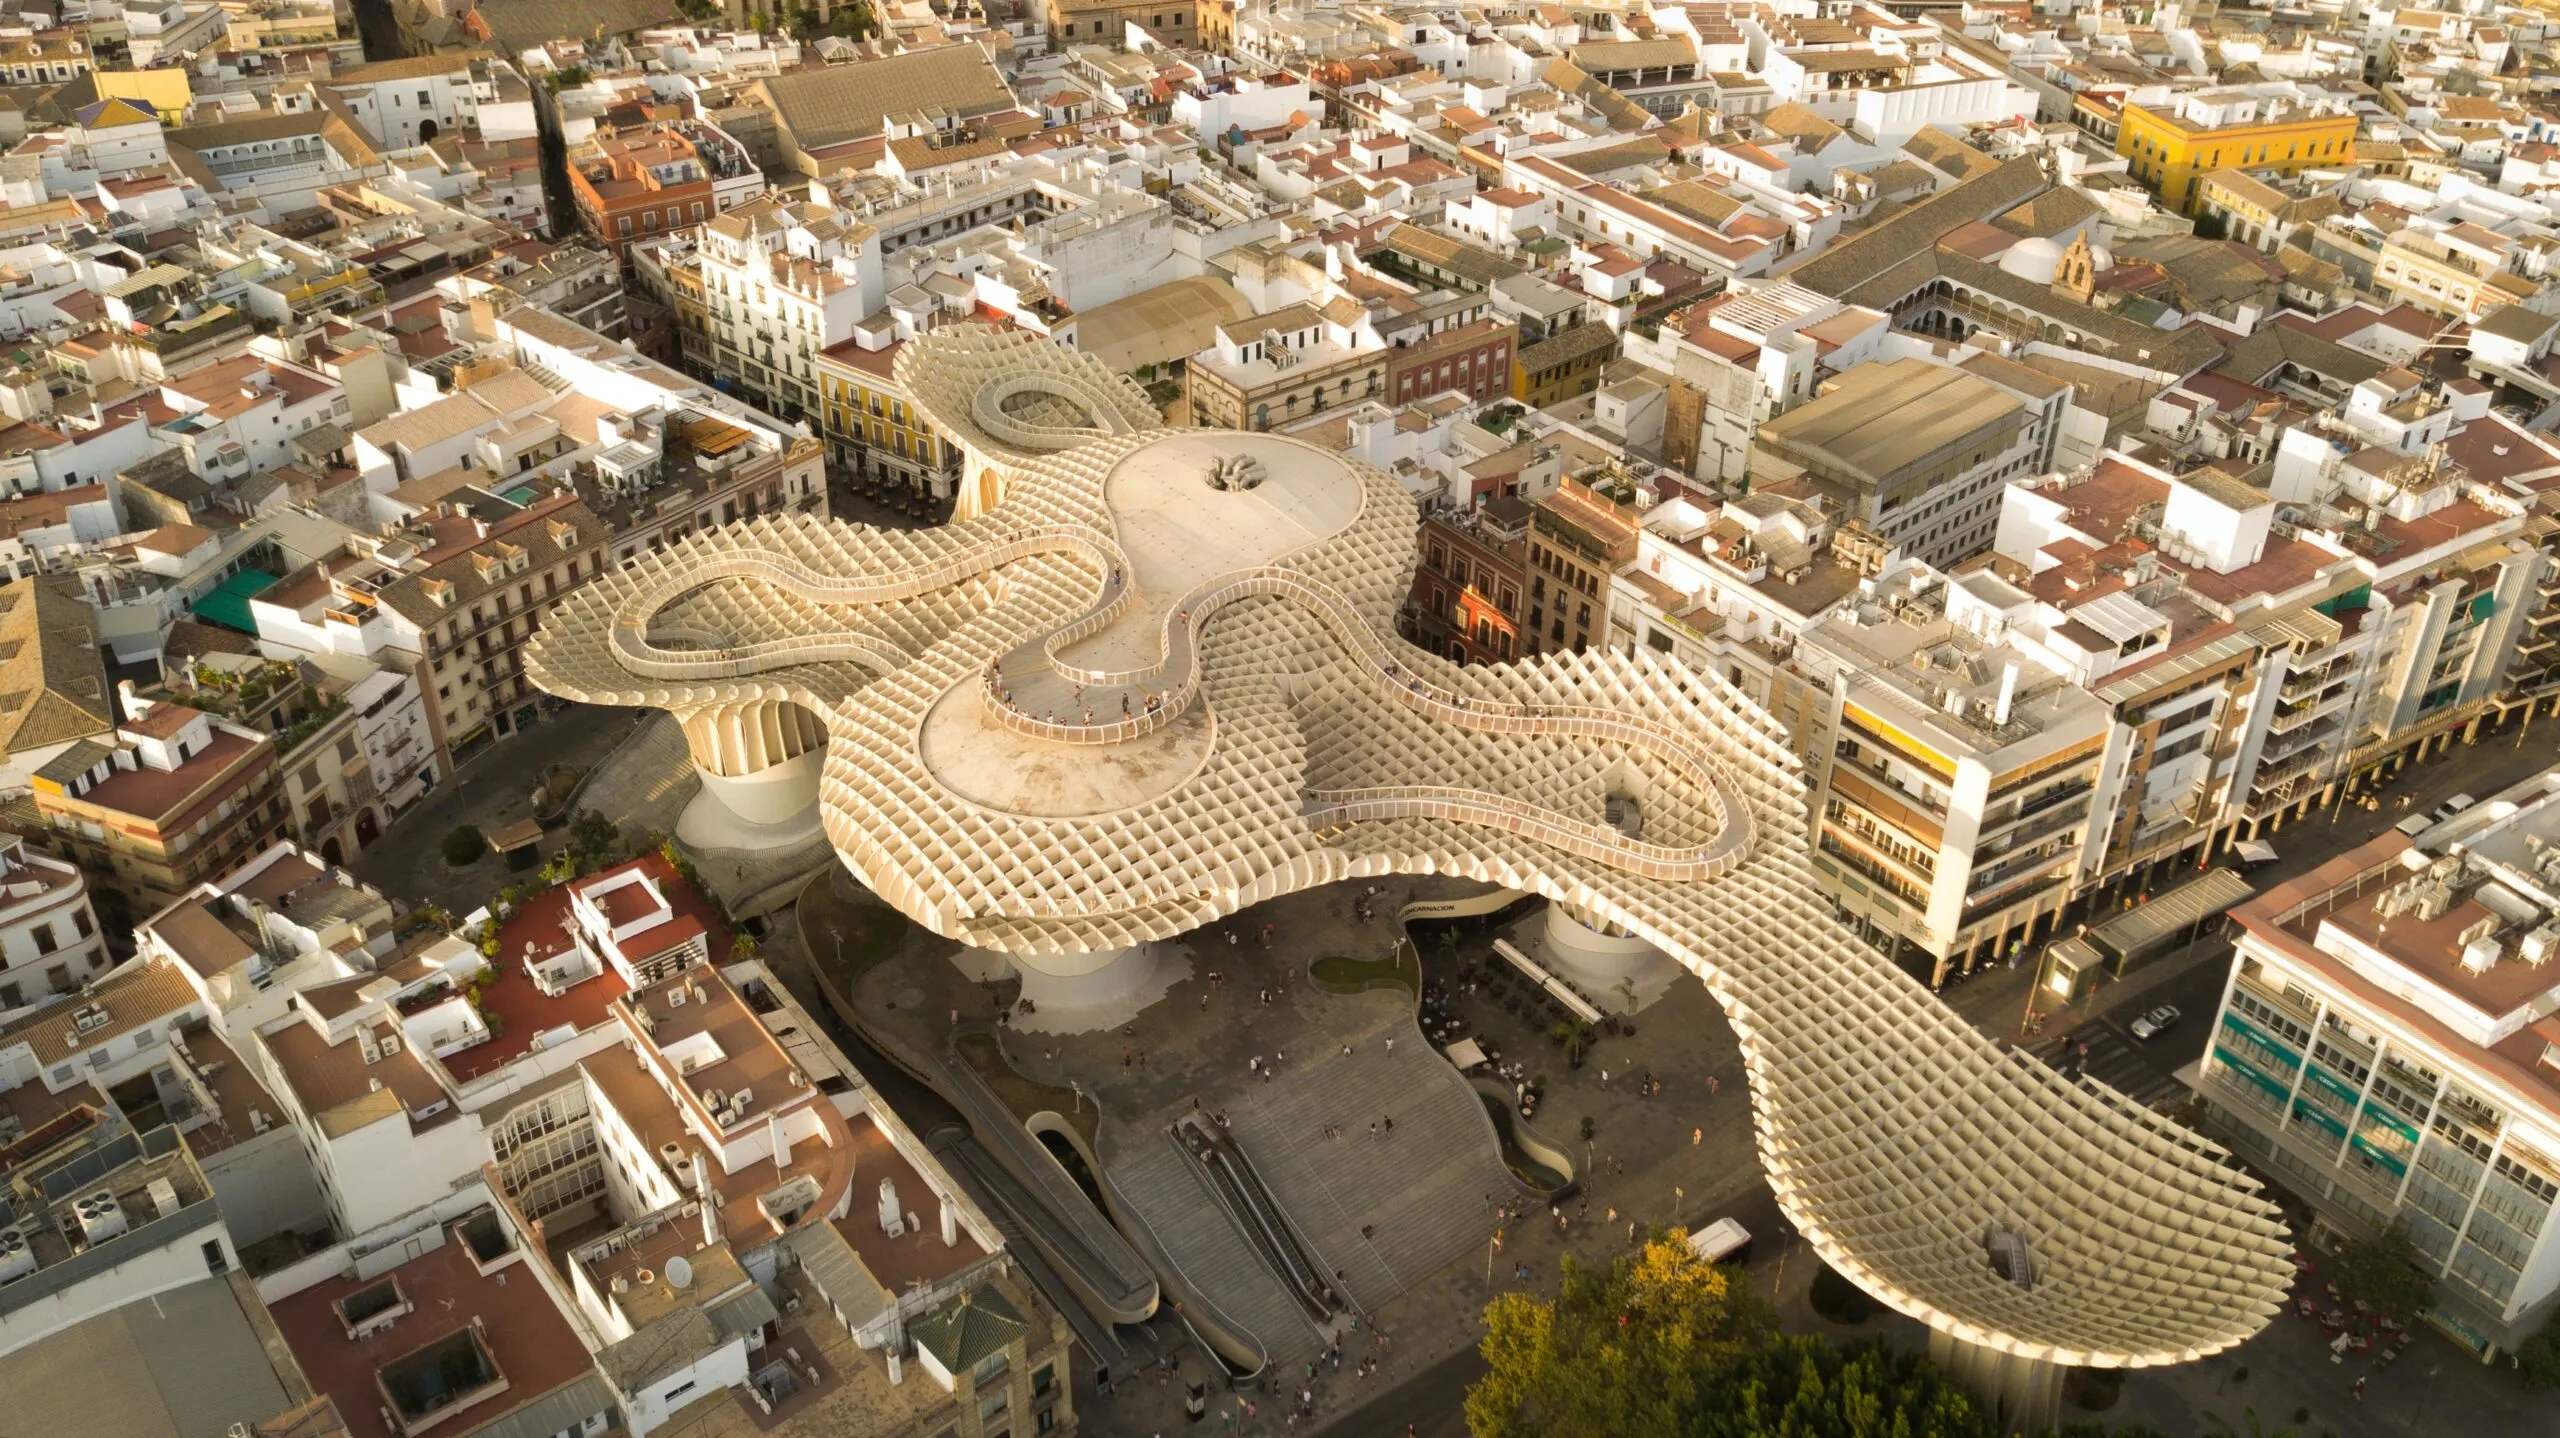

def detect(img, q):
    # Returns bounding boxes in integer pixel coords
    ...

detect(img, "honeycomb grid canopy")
[525,326,2294,1369]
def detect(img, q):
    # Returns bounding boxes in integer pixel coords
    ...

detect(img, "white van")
[1687,1217,1752,1266]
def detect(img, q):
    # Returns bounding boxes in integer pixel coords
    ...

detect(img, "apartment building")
[1511,322,1615,408]
[1408,498,1529,664]
[1604,487,1882,765]
[1186,300,1389,431]
[0,973,243,1358]
[568,118,762,264]
[1627,283,1889,483]
[377,494,607,767]
[1385,317,1516,408]
[817,326,960,502]
[1525,480,1639,655]
[28,694,287,929]
[2116,87,2359,215]
[0,832,103,1013]
[2376,222,2539,323]
[1798,564,2113,978]
[2199,775,2560,1355]
[1754,357,2046,570]
[697,195,884,423]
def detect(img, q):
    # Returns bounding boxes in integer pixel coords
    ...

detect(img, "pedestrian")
[1709,1074,1720,1096]
[1275,1050,1284,1066]
[2353,1376,2367,1402]
[1692,1126,1703,1146]
[1600,1067,1609,1088]
[1341,1043,1353,1058]
[1383,1115,1394,1135]
[1385,1037,1394,1056]
[1368,1120,1379,1139]
[1200,992,1210,1011]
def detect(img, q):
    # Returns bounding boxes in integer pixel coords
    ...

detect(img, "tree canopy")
[1466,1235,1776,1438]
[1466,1235,2018,1438]
[2516,1313,2560,1391]
[2329,1223,2433,1318]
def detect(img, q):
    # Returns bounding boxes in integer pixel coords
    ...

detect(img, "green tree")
[1694,1335,1999,1438]
[2516,1313,2560,1390]
[2191,211,2230,241]
[2330,1222,2433,1318]
[1465,1234,1776,1438]
[564,809,621,868]
[441,825,487,866]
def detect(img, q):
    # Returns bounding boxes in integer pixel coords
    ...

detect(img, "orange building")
[566,119,761,263]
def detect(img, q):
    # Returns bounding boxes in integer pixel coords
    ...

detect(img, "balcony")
[1973,800,2090,863]
[1827,747,1948,820]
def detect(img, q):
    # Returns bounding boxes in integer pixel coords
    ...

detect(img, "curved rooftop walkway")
[524,327,2294,1372]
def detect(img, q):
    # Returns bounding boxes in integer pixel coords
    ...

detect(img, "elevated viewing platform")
[526,324,2296,1374]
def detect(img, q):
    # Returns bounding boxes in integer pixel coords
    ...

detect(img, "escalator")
[1173,1116,1340,1325]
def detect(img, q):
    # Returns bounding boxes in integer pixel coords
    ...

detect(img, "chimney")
[940,1197,957,1248]
[702,1182,719,1247]
[472,516,489,540]
[116,678,145,722]
[1994,662,2019,726]
[770,1110,792,1168]
[690,1148,710,1199]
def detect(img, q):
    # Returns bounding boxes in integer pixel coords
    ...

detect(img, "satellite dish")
[665,1255,693,1290]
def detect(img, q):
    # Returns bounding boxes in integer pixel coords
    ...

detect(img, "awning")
[488,818,544,853]
[1445,1037,1487,1070]
[2233,839,2279,865]
[189,569,278,634]
[2087,869,2257,958]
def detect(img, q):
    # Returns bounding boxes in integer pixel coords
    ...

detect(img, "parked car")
[2431,793,2478,824]
[2129,1005,2182,1041]
[2394,813,2434,837]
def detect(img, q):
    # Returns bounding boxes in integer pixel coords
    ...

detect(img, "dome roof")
[1999,235,2065,284]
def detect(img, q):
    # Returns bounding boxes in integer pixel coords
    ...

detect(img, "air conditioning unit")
[0,1226,33,1284]
[73,1191,126,1244]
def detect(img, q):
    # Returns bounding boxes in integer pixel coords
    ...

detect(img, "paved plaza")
[798,865,1771,1432]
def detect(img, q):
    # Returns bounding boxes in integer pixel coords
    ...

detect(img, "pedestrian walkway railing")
[608,522,1759,882]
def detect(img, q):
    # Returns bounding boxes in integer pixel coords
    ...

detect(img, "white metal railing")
[610,533,1755,881]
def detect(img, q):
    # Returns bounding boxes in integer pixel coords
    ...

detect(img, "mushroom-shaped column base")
[988,942,1183,1034]
[1542,900,1664,987]
[674,700,827,849]
[1927,1330,2064,1436]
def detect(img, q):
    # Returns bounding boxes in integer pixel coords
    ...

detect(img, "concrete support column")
[1927,1330,2064,1436]
[675,699,827,840]
[1543,901,1660,989]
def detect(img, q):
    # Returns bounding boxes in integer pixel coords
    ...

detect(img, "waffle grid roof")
[525,328,2292,1369]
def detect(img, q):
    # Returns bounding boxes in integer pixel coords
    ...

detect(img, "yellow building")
[1511,321,1614,408]
[816,335,957,505]
[2115,96,2357,215]
[91,67,191,117]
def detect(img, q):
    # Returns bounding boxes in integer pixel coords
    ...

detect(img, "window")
[31,923,54,954]
[203,1240,227,1274]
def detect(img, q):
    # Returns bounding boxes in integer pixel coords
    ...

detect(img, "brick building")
[1406,498,1529,664]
